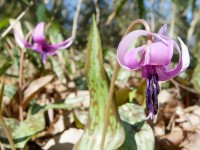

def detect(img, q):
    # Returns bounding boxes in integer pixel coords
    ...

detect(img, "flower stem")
[0,115,16,150]
[18,49,25,122]
[100,19,152,150]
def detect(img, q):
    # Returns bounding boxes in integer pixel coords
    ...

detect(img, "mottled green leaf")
[118,103,154,150]
[28,96,88,115]
[45,96,87,110]
[0,111,45,148]
[74,16,125,150]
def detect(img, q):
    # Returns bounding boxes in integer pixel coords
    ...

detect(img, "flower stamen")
[146,67,160,118]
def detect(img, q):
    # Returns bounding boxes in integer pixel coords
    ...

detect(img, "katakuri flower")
[14,22,73,63]
[117,25,190,119]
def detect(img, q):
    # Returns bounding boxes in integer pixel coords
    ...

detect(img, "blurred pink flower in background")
[14,22,73,63]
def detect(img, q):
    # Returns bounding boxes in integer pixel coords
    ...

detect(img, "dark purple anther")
[146,73,160,119]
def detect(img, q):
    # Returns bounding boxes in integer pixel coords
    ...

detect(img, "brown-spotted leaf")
[0,111,45,148]
[74,15,125,150]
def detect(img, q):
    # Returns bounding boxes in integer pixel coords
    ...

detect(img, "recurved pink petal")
[124,45,146,70]
[33,22,46,44]
[148,40,173,66]
[41,38,73,56]
[117,30,151,70]
[49,37,73,54]
[156,38,190,81]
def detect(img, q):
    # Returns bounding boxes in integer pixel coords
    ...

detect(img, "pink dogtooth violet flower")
[14,22,73,63]
[117,24,190,119]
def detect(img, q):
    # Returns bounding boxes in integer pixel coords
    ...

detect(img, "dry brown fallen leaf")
[182,132,200,150]
[23,75,55,109]
[42,128,83,150]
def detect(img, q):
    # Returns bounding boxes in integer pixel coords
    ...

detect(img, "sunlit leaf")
[73,111,87,129]
[0,19,9,29]
[115,88,131,106]
[136,79,146,108]
[0,111,45,148]
[74,16,125,150]
[129,89,136,103]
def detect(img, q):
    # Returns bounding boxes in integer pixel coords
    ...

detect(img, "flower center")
[42,47,48,52]
[146,66,160,117]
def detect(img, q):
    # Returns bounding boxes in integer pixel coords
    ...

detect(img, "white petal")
[10,19,25,49]
[178,37,190,73]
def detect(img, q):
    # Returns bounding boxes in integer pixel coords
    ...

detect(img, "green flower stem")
[0,115,15,150]
[100,19,152,150]
[100,62,119,150]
